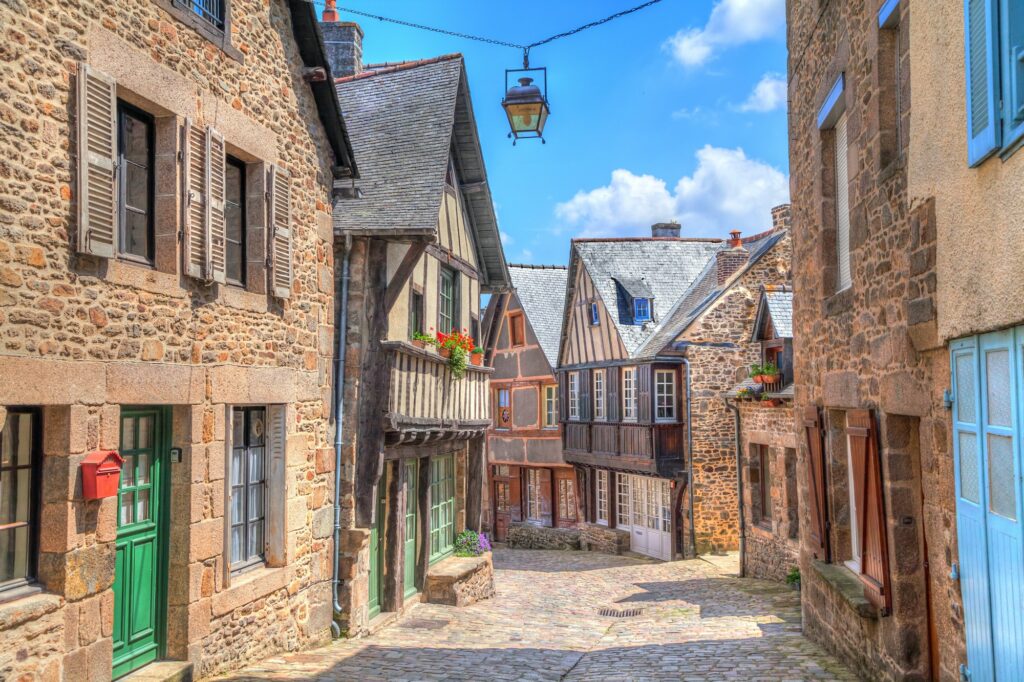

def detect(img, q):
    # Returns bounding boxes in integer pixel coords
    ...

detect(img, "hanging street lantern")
[502,52,549,144]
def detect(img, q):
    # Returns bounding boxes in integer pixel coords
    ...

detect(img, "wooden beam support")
[383,242,427,313]
[466,436,484,532]
[425,243,479,281]
[382,461,403,612]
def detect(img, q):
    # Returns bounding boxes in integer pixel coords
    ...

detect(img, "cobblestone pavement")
[219,549,854,682]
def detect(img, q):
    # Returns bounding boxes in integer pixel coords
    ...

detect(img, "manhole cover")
[399,618,448,630]
[598,607,644,618]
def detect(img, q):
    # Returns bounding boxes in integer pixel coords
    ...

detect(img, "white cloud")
[554,146,789,238]
[738,73,787,112]
[665,0,785,68]
[500,231,514,245]
[671,106,705,120]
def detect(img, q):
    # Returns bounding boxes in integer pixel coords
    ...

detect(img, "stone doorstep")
[365,591,425,637]
[119,661,193,682]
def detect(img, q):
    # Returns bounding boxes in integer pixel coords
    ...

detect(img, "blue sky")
[317,0,789,265]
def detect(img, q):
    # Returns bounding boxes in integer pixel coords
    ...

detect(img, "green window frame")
[439,267,459,334]
[429,454,455,563]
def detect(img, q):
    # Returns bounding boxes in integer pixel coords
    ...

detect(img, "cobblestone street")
[219,549,854,681]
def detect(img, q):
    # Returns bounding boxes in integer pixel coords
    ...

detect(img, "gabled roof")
[332,55,509,290]
[509,265,569,368]
[752,285,793,341]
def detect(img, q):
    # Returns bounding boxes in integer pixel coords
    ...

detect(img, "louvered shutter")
[208,128,227,284]
[606,366,620,422]
[558,372,568,422]
[834,113,851,291]
[803,406,831,562]
[76,62,117,258]
[182,118,209,279]
[965,0,1000,166]
[846,409,892,613]
[638,364,653,423]
[1003,3,1024,142]
[265,404,288,565]
[579,369,592,422]
[269,165,293,299]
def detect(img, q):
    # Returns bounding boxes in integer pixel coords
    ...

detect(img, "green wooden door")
[429,454,455,564]
[368,490,384,619]
[113,408,168,678]
[403,460,418,599]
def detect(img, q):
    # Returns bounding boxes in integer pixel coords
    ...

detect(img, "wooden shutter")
[846,409,892,613]
[638,364,653,423]
[268,165,293,299]
[558,372,568,422]
[182,118,209,280]
[803,405,831,562]
[265,404,287,566]
[606,366,620,422]
[76,62,117,258]
[834,113,851,291]
[509,466,522,522]
[207,127,227,284]
[578,369,592,422]
[965,0,1000,166]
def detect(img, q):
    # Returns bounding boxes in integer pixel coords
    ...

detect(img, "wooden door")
[368,489,384,619]
[113,408,168,678]
[403,460,418,599]
[493,479,511,542]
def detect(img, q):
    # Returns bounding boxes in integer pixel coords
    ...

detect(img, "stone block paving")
[217,548,854,682]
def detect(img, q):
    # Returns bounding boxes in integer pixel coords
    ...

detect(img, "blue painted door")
[953,328,1024,679]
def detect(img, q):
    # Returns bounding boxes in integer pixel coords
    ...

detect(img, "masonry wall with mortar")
[0,0,338,678]
[787,0,959,679]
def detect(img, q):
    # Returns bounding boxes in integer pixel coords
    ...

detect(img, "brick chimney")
[771,203,792,230]
[716,230,749,285]
[651,221,681,238]
[321,1,363,79]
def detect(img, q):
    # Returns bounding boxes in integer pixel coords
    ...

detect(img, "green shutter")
[965,0,1001,165]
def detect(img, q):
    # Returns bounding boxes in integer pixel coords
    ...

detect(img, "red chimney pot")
[729,230,742,248]
[323,0,339,22]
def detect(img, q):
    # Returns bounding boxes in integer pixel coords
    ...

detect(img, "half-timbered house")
[323,20,509,635]
[482,265,576,542]
[557,210,790,560]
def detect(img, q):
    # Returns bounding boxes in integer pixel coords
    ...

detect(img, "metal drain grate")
[598,607,644,618]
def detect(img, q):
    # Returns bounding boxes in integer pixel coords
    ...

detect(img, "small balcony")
[563,421,686,477]
[382,340,493,444]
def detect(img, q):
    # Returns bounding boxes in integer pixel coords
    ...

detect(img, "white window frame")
[593,369,606,421]
[834,112,852,292]
[568,372,580,421]
[616,473,631,529]
[622,367,638,422]
[844,430,862,573]
[543,385,558,429]
[655,369,676,422]
[596,470,609,525]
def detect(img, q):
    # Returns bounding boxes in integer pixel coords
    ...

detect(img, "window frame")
[844,430,862,574]
[596,470,609,525]
[621,367,638,422]
[633,297,651,322]
[568,372,580,421]
[590,302,600,326]
[593,369,606,421]
[509,312,526,347]
[0,408,41,595]
[616,473,631,529]
[655,369,676,422]
[116,101,156,266]
[558,477,577,523]
[834,112,852,292]
[543,385,558,429]
[439,266,459,334]
[755,444,773,530]
[409,287,425,339]
[224,154,247,288]
[495,387,512,430]
[229,406,268,574]
[429,454,456,563]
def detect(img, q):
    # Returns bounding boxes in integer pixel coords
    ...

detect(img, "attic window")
[590,302,600,326]
[633,298,652,322]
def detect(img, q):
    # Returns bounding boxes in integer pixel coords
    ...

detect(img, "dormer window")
[633,297,652,322]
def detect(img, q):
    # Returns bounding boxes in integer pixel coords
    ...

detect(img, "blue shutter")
[965,0,1001,166]
[1001,0,1024,149]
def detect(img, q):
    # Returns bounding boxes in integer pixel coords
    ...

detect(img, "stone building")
[556,214,789,560]
[322,18,509,636]
[787,0,962,678]
[724,286,798,582]
[0,0,356,679]
[482,264,577,545]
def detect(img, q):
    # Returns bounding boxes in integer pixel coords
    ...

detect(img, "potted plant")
[786,566,801,592]
[470,346,485,366]
[436,329,476,378]
[411,330,435,350]
[749,362,780,384]
[760,393,781,408]
[737,388,754,402]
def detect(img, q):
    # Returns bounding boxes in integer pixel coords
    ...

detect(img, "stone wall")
[0,0,338,678]
[424,553,495,607]
[506,523,581,551]
[579,524,630,556]
[787,0,958,678]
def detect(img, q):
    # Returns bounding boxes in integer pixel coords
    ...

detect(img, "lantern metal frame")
[502,66,549,144]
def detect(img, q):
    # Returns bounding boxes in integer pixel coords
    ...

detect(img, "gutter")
[331,234,353,638]
[682,358,697,559]
[724,397,746,578]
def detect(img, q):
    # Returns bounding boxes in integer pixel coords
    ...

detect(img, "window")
[190,0,226,30]
[525,468,552,525]
[0,409,39,592]
[785,448,799,540]
[964,0,1024,165]
[496,388,512,429]
[558,477,577,522]
[568,372,580,421]
[544,386,558,428]
[224,156,246,286]
[616,473,631,528]
[409,289,424,338]
[230,407,267,572]
[844,426,861,573]
[633,297,651,322]
[510,312,526,347]
[471,314,480,346]
[118,102,154,264]
[439,267,459,334]
[622,367,638,421]
[655,370,676,421]
[834,112,851,291]
[593,369,606,421]
[596,470,609,525]
[752,444,773,529]
[590,302,600,326]
[429,454,455,562]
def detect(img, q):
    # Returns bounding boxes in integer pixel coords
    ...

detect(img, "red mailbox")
[81,450,124,500]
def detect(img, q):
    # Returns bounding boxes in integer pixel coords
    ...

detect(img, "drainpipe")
[331,234,353,638]
[724,397,745,578]
[682,358,696,559]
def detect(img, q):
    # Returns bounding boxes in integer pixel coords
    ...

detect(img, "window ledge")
[810,560,878,620]
[823,286,854,318]
[0,586,60,629]
[154,0,245,64]
[214,564,290,618]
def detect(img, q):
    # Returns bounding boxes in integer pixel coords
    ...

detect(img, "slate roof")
[508,265,569,368]
[332,55,509,290]
[761,287,793,339]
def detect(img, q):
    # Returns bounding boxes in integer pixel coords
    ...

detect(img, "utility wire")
[336,0,666,65]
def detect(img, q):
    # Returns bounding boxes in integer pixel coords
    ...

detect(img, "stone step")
[119,661,193,682]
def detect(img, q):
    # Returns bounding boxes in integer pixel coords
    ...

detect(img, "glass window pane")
[121,417,136,451]
[955,352,977,423]
[232,409,245,446]
[225,162,242,205]
[120,492,134,526]
[137,416,152,449]
[231,449,244,486]
[122,113,149,165]
[231,525,244,563]
[248,484,264,521]
[231,489,244,524]
[250,411,265,446]
[989,434,1017,519]
[121,456,134,488]
[12,414,32,466]
[123,211,150,259]
[249,447,265,483]
[136,452,149,485]
[248,520,263,559]
[136,488,150,522]
[986,349,1011,427]
[125,163,150,212]
[0,526,29,583]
